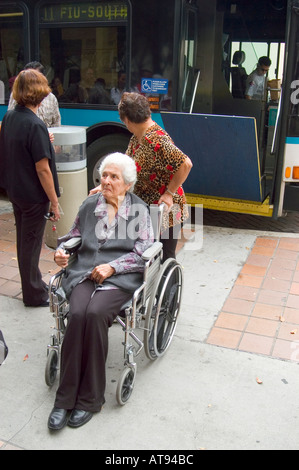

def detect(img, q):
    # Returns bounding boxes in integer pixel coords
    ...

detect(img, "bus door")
[161,0,269,216]
[164,0,288,217]
[273,1,299,217]
[0,1,30,116]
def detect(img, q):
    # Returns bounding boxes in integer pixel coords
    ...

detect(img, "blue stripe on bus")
[60,108,121,126]
[0,105,165,129]
[286,137,299,144]
[60,108,165,128]
[0,106,7,121]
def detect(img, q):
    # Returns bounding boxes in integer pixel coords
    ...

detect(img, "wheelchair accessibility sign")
[141,78,168,94]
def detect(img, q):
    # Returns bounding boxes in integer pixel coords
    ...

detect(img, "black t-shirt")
[0,105,60,203]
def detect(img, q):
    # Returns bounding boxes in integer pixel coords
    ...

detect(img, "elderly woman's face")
[101,164,131,201]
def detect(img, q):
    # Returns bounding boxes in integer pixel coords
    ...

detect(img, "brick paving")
[207,236,299,362]
[0,210,59,302]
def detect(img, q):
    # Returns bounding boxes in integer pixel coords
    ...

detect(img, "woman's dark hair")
[118,92,151,123]
[12,69,51,107]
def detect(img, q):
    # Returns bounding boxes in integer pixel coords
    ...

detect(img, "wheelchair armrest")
[142,241,163,261]
[63,237,82,254]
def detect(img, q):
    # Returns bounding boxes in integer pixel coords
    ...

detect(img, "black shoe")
[48,407,68,430]
[68,409,93,428]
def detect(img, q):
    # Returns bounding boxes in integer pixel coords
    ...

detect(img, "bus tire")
[87,134,130,190]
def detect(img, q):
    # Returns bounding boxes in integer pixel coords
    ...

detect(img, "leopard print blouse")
[126,123,189,231]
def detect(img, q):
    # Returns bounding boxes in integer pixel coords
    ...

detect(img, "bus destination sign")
[40,3,128,23]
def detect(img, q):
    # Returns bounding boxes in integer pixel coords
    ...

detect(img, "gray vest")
[62,192,148,297]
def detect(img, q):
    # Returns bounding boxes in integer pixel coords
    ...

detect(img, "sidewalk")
[1,203,299,363]
[1,200,299,449]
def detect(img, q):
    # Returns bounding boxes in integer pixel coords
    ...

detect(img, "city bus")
[0,0,298,218]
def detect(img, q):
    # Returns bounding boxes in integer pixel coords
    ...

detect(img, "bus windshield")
[38,2,128,105]
[37,0,176,108]
[39,24,127,105]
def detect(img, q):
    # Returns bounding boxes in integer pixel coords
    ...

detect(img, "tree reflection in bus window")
[39,26,126,105]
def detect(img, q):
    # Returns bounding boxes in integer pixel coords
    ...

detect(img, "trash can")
[44,126,88,249]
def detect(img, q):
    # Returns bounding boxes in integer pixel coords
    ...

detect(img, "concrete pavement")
[1,217,299,450]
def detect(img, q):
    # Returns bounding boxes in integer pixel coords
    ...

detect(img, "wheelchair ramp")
[161,112,262,202]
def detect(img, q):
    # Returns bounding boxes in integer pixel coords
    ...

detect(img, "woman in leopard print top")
[118,92,192,260]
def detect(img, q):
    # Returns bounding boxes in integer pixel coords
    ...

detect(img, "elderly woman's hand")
[54,248,70,268]
[91,264,115,284]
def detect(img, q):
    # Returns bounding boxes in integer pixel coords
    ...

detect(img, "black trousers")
[54,280,132,412]
[9,195,49,306]
[161,224,181,261]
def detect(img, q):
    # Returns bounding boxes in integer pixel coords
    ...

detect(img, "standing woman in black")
[0,69,60,307]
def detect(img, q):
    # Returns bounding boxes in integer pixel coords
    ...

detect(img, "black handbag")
[0,330,8,365]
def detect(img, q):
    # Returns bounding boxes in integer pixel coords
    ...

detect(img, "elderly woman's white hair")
[98,152,137,192]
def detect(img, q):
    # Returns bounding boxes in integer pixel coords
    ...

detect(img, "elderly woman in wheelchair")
[47,151,184,431]
[47,152,155,430]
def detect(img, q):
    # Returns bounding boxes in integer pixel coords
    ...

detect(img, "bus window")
[241,42,268,77]
[38,25,126,104]
[0,3,29,102]
[37,0,177,108]
[230,41,284,97]
[181,7,197,112]
[37,2,129,105]
[268,42,285,80]
[130,0,175,110]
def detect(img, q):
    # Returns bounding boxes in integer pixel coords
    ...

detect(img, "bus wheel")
[87,134,130,190]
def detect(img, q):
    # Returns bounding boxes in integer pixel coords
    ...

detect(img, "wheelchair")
[45,204,184,405]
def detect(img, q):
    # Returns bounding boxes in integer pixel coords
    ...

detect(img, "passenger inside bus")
[245,56,272,100]
[59,68,85,104]
[110,70,126,104]
[51,77,64,100]
[88,78,111,105]
[230,50,247,99]
[80,67,96,102]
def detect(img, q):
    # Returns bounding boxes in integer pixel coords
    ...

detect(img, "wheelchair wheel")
[144,258,183,361]
[45,349,59,386]
[116,366,136,406]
